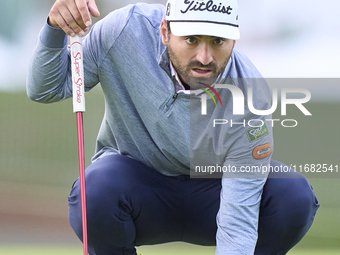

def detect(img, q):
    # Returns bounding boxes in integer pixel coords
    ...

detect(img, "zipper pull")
[171,93,178,104]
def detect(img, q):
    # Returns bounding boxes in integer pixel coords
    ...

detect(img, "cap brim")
[169,21,240,40]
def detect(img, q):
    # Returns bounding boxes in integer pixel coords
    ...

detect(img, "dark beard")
[167,44,230,88]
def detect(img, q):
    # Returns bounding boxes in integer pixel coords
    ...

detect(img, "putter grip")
[70,35,85,113]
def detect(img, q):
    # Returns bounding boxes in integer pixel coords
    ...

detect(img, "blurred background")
[0,0,339,254]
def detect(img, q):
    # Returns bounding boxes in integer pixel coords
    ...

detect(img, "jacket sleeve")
[26,20,100,103]
[215,121,272,254]
[215,78,274,254]
[215,171,268,254]
[26,5,135,103]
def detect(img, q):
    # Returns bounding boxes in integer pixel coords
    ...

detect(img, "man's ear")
[160,19,169,46]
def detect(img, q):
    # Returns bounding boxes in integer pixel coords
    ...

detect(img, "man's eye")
[213,38,225,45]
[185,37,197,44]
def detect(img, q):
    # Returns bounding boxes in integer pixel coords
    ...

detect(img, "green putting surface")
[0,244,339,255]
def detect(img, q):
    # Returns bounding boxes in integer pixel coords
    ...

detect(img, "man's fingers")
[88,0,100,18]
[49,6,76,37]
[49,0,100,37]
[49,0,84,37]
[68,0,89,31]
[75,0,92,28]
[61,3,86,36]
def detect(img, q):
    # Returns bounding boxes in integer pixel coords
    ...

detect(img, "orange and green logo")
[246,123,269,142]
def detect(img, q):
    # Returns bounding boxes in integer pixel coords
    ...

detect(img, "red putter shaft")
[70,35,87,255]
[77,111,88,255]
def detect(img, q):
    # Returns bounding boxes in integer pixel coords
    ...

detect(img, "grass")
[0,244,339,255]
[0,245,81,255]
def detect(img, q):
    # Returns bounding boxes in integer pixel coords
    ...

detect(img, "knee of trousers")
[68,159,137,248]
[264,160,320,229]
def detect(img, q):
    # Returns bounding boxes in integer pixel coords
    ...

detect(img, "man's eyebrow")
[211,36,225,40]
[184,35,222,38]
[181,35,202,38]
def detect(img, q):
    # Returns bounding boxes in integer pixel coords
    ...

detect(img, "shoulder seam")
[133,4,165,29]
[98,5,137,69]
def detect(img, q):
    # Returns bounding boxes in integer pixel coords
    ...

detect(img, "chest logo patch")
[246,122,269,142]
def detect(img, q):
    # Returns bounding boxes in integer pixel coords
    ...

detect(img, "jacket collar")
[158,47,171,77]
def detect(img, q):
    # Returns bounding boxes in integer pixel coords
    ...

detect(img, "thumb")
[88,0,100,17]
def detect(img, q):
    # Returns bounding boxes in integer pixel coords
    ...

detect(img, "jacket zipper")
[171,93,178,104]
[163,93,179,113]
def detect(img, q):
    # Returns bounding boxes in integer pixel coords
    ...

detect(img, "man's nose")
[195,43,213,66]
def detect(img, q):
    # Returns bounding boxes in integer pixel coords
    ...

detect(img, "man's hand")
[48,0,100,37]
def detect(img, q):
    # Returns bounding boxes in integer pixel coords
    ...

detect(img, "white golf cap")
[165,0,240,40]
